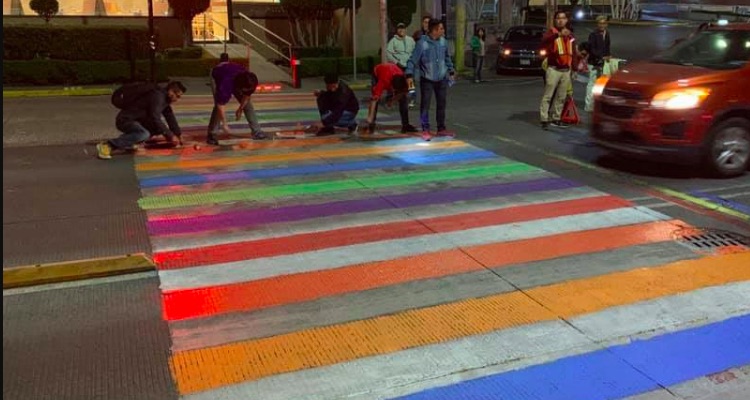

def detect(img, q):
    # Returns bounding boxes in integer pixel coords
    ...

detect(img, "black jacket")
[116,88,181,136]
[588,30,611,67]
[316,82,359,126]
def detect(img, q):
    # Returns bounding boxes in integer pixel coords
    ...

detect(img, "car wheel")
[705,117,750,178]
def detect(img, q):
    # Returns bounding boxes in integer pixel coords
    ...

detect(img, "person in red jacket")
[365,63,418,133]
[539,11,576,130]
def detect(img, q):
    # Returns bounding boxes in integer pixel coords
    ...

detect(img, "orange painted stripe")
[135,140,468,171]
[162,219,678,321]
[137,137,344,158]
[154,196,631,270]
[169,252,750,395]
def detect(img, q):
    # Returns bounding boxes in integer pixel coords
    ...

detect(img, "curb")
[3,88,114,99]
[607,20,692,26]
[3,253,155,289]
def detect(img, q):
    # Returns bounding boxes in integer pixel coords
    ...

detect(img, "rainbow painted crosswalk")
[134,95,750,399]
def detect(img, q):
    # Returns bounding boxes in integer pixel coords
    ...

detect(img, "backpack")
[111,82,158,109]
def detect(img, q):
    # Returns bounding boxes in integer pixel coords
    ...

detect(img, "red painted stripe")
[161,219,680,321]
[154,195,631,270]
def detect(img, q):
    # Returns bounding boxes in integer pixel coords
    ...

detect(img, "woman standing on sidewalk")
[471,28,487,83]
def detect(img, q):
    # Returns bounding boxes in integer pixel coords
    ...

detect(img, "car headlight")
[651,88,711,110]
[502,48,511,56]
[539,49,547,57]
[592,75,610,97]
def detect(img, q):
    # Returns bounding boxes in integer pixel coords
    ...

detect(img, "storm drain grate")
[674,228,750,253]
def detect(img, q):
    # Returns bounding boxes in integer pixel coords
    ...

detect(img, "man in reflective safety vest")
[540,11,576,130]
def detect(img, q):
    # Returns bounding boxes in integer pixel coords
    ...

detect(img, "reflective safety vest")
[554,36,575,67]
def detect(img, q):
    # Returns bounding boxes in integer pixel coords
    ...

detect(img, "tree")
[281,0,360,48]
[29,0,59,23]
[168,0,211,48]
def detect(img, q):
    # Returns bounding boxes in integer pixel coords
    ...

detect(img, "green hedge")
[4,57,380,84]
[299,56,379,78]
[293,47,344,58]
[3,26,151,61]
[3,58,249,85]
[162,46,204,60]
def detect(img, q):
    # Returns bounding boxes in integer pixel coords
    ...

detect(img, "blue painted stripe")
[139,150,498,188]
[395,314,750,400]
[690,190,750,216]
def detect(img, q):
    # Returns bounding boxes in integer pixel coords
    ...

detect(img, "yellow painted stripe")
[169,251,750,395]
[136,140,468,172]
[3,254,154,289]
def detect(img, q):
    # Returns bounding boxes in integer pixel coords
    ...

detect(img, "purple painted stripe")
[148,177,580,236]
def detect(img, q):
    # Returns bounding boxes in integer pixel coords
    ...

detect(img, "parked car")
[590,23,750,177]
[496,25,547,73]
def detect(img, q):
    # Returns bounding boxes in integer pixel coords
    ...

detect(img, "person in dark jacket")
[97,81,186,160]
[314,73,360,136]
[207,58,266,145]
[412,15,431,42]
[585,16,611,111]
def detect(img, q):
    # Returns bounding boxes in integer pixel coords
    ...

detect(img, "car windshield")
[652,30,750,70]
[505,27,544,42]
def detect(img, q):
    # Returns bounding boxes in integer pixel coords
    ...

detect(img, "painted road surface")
[134,94,750,399]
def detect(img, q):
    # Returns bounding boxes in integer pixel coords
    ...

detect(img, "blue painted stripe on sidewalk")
[690,190,750,216]
[395,314,750,400]
[139,150,498,188]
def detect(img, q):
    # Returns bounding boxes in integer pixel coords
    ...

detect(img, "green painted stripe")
[138,162,538,210]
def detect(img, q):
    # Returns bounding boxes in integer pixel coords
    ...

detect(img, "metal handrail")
[238,12,292,47]
[210,17,254,49]
[242,29,290,61]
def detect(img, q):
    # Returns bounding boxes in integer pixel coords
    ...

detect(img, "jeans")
[320,110,358,130]
[110,120,151,150]
[371,73,410,126]
[584,64,601,112]
[473,54,484,81]
[207,97,262,136]
[419,78,448,131]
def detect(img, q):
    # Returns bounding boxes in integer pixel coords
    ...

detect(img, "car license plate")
[520,59,531,65]
[601,121,621,136]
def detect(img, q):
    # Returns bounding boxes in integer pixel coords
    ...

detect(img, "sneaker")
[421,131,432,141]
[316,126,336,136]
[252,131,269,140]
[367,122,377,132]
[96,142,112,160]
[408,100,416,109]
[436,130,455,137]
[401,124,418,133]
[206,135,220,146]
[541,122,550,130]
[551,121,570,129]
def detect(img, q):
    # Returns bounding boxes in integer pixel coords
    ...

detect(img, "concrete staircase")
[201,43,290,84]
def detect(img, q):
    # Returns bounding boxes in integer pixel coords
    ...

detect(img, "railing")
[238,12,292,64]
[205,17,254,69]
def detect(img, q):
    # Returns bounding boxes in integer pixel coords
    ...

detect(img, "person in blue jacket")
[405,18,456,141]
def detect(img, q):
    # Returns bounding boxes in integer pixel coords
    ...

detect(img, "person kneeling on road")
[97,80,186,160]
[313,73,360,136]
[365,63,419,134]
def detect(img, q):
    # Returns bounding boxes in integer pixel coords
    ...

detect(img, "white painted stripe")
[182,282,750,400]
[158,207,671,291]
[151,187,605,252]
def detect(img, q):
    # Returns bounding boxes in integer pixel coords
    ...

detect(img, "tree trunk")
[182,19,191,48]
[456,0,466,73]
